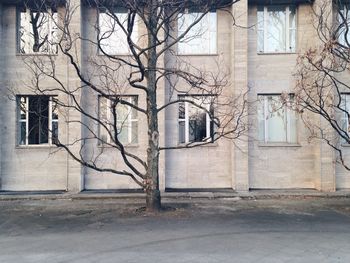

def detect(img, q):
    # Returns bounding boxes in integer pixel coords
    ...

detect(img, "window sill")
[178,141,218,147]
[16,144,57,149]
[257,52,296,56]
[98,143,139,148]
[177,53,219,57]
[258,142,301,147]
[341,144,350,147]
[97,53,133,57]
[16,53,58,57]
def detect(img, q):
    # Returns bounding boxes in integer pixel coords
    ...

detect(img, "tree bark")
[145,0,161,211]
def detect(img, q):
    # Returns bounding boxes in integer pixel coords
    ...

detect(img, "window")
[178,10,217,55]
[257,6,296,53]
[99,96,138,144]
[17,96,58,145]
[178,96,215,143]
[258,94,297,143]
[338,5,350,46]
[18,7,58,54]
[340,94,350,141]
[98,8,138,55]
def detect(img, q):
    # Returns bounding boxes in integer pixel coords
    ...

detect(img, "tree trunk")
[145,0,161,212]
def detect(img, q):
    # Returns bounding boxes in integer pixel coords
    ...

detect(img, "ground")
[1,196,350,262]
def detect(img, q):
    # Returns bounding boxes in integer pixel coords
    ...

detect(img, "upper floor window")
[99,96,138,144]
[178,95,215,143]
[337,5,350,46]
[17,95,58,145]
[98,8,138,55]
[18,7,58,54]
[258,94,297,143]
[257,6,296,53]
[178,10,217,55]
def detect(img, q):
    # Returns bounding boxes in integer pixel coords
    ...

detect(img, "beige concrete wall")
[0,5,70,191]
[247,4,318,189]
[164,8,235,189]
[0,3,3,188]
[0,0,347,192]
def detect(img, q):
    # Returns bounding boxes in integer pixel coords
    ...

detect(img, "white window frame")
[98,8,138,55]
[177,9,217,55]
[178,95,215,144]
[258,94,297,144]
[257,5,296,53]
[17,95,58,146]
[99,95,138,144]
[18,7,58,54]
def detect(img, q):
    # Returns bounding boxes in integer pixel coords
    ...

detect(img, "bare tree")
[19,0,247,211]
[295,0,350,170]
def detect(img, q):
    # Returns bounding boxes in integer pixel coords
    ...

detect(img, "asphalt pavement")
[1,197,350,262]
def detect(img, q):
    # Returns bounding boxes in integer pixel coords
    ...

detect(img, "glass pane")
[289,109,297,143]
[289,29,296,52]
[117,121,128,143]
[131,121,138,144]
[266,6,286,52]
[116,103,129,123]
[19,121,26,145]
[179,121,185,143]
[52,121,58,144]
[289,7,296,51]
[179,101,185,119]
[188,102,207,142]
[99,10,137,55]
[178,11,216,54]
[130,96,138,119]
[28,96,49,144]
[257,96,265,141]
[257,29,264,52]
[52,99,58,120]
[266,96,287,142]
[19,96,26,120]
[19,9,57,54]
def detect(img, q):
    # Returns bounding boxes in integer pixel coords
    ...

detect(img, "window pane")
[19,121,26,145]
[19,9,57,54]
[131,121,138,144]
[179,101,185,119]
[257,96,265,141]
[117,121,128,143]
[289,7,296,51]
[257,7,264,52]
[130,96,138,119]
[178,11,217,54]
[266,6,286,52]
[52,121,58,144]
[27,96,49,144]
[266,96,287,142]
[99,10,137,55]
[289,109,297,143]
[179,120,185,143]
[188,103,207,142]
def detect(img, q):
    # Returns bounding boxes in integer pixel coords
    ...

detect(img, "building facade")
[0,0,348,193]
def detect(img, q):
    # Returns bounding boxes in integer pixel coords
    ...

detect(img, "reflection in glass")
[19,8,58,54]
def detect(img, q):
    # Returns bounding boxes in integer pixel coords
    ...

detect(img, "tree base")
[146,189,161,212]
